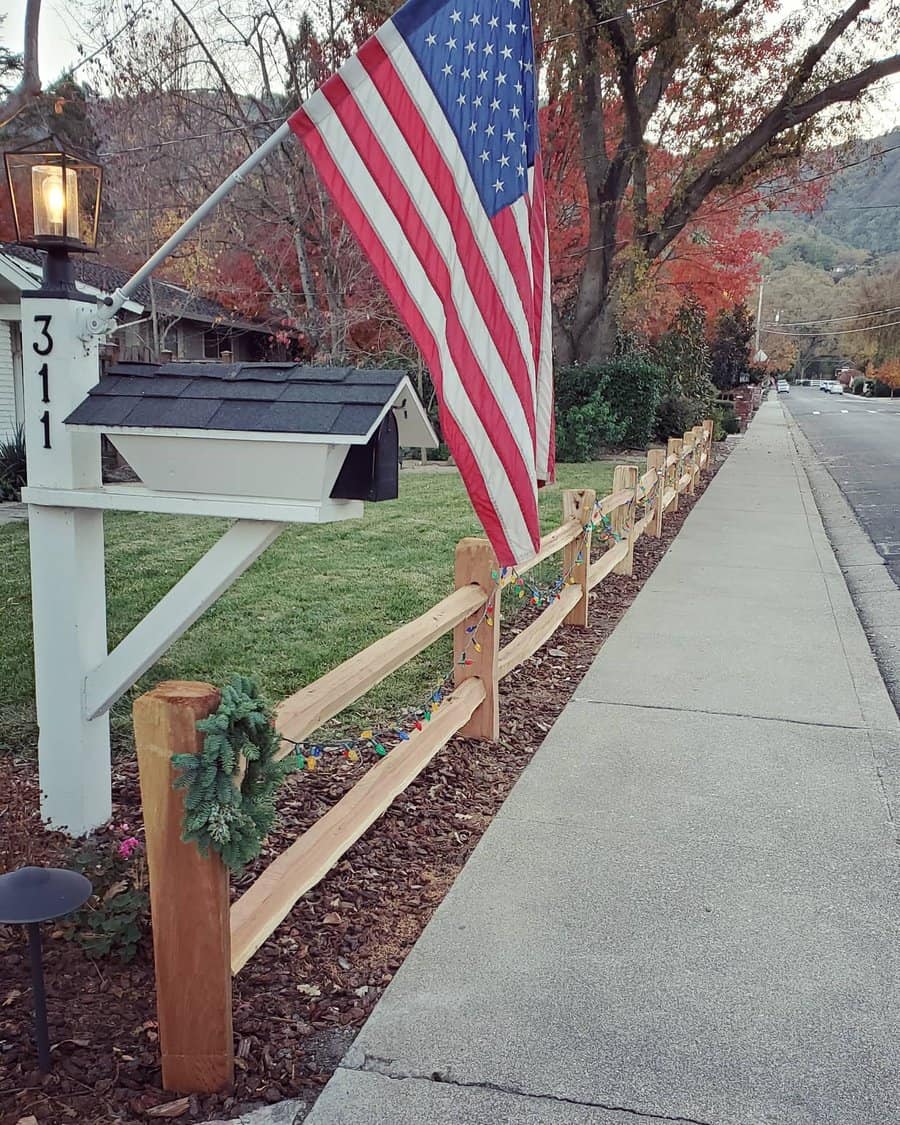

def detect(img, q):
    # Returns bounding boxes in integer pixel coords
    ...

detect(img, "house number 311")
[33,314,53,449]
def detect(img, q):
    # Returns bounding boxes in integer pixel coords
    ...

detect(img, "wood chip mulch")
[0,444,728,1125]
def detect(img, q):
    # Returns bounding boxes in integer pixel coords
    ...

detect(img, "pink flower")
[118,836,142,860]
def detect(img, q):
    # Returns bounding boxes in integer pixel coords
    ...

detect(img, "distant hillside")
[765,130,900,263]
[812,130,900,254]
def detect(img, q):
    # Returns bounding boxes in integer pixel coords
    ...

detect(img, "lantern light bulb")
[42,175,65,227]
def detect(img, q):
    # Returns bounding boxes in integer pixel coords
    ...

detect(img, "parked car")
[820,380,837,392]
[776,379,790,393]
[828,382,845,394]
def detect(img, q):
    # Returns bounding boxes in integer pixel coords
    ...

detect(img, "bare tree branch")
[647,50,900,260]
[0,0,41,129]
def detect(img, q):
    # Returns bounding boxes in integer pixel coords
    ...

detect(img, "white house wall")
[0,320,17,441]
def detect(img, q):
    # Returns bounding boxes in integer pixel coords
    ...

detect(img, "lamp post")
[4,137,111,833]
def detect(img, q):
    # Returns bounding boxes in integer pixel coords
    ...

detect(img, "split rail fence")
[133,419,714,1092]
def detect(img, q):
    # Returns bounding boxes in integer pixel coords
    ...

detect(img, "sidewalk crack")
[346,1054,714,1124]
[572,697,868,732]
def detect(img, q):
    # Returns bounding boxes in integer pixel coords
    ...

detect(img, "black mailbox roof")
[65,362,410,438]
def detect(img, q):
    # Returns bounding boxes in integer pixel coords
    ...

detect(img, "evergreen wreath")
[172,674,294,873]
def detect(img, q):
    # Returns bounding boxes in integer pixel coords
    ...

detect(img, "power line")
[767,318,900,337]
[538,0,674,48]
[766,304,900,327]
[776,202,900,212]
[572,142,900,258]
[97,117,284,158]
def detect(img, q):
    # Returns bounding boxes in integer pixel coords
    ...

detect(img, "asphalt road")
[783,386,900,585]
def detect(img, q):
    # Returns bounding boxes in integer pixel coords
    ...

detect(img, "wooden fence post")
[562,488,595,627]
[693,426,705,487]
[611,465,639,576]
[683,430,697,495]
[134,681,234,1094]
[702,418,714,469]
[453,539,500,739]
[646,449,665,537]
[667,437,683,510]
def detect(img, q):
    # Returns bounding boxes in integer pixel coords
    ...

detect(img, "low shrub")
[711,403,740,439]
[721,410,741,435]
[655,394,702,440]
[555,394,625,462]
[554,356,664,459]
[600,356,666,447]
[0,425,26,501]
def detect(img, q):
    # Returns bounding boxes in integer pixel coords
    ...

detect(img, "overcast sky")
[2,0,80,86]
[2,0,899,139]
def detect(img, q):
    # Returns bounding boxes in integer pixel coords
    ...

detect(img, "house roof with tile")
[64,361,430,442]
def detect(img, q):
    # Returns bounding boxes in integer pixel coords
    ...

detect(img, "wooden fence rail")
[133,421,714,1093]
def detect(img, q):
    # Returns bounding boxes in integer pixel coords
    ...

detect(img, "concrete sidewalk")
[306,402,900,1125]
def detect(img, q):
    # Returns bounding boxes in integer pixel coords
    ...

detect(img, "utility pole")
[753,276,770,366]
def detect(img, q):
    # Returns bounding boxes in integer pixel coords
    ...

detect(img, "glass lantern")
[4,136,102,252]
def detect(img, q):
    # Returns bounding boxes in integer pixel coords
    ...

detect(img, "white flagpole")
[94,122,293,327]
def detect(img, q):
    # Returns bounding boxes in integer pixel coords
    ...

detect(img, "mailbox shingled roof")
[65,362,410,438]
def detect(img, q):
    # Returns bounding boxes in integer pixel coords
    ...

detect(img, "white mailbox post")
[21,286,112,832]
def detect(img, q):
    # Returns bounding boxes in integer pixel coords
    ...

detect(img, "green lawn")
[0,462,616,755]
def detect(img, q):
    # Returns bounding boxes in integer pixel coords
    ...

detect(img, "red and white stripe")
[289,21,553,566]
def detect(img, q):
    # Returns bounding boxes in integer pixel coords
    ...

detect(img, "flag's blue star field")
[394,0,538,217]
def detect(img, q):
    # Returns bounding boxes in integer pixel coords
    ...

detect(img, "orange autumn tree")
[542,96,781,340]
[872,358,900,394]
[534,0,900,364]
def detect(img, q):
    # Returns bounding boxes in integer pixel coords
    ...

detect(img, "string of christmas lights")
[281,585,497,771]
[280,496,633,773]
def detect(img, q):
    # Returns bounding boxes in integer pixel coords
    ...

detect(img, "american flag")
[289,0,553,567]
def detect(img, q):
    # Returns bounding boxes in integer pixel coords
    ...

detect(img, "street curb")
[782,403,900,722]
[781,403,900,836]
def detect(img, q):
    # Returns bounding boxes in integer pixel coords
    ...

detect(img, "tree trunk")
[573,298,619,364]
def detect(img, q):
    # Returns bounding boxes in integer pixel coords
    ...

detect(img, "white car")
[828,382,845,394]
[776,379,790,393]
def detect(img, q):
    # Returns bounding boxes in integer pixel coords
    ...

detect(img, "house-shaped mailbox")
[65,361,438,522]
